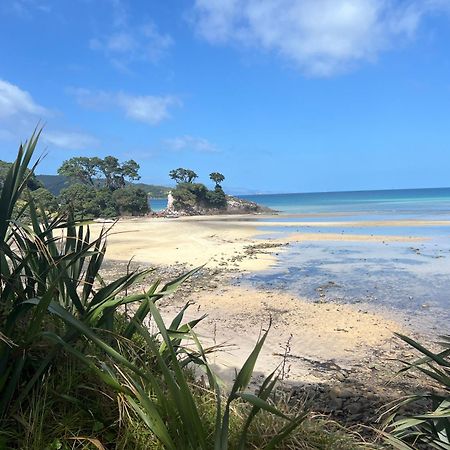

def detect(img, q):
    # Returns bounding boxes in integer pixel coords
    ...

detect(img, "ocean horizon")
[240,187,450,216]
[150,186,450,216]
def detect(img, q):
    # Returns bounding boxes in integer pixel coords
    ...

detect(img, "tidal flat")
[95,211,449,424]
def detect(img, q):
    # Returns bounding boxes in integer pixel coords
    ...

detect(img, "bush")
[29,187,59,213]
[172,183,227,211]
[172,182,208,209]
[59,184,116,218]
[206,185,227,209]
[112,185,149,216]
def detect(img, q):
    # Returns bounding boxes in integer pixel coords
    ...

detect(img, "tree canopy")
[58,156,140,190]
[209,172,225,187]
[170,169,227,211]
[169,168,198,184]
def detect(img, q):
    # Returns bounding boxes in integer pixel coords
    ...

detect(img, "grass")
[2,350,367,449]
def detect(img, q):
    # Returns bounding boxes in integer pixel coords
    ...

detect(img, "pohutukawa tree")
[58,156,140,190]
[169,168,198,184]
[209,172,225,187]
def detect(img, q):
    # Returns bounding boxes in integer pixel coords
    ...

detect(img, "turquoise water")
[148,198,167,211]
[240,187,450,216]
[239,188,450,334]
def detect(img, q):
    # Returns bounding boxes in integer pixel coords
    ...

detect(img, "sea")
[239,188,450,335]
[150,188,450,333]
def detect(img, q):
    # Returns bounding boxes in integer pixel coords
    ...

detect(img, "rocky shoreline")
[152,194,276,217]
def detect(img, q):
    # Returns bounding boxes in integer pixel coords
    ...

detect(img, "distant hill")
[36,175,70,195]
[36,174,171,198]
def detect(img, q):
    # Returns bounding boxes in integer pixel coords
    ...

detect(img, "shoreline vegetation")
[1,133,449,449]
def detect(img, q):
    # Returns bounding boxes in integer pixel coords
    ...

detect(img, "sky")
[1,0,450,194]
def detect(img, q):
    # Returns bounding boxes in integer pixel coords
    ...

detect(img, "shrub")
[59,183,116,218]
[172,182,208,209]
[206,185,227,209]
[112,185,149,215]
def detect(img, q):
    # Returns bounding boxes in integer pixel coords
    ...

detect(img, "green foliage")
[29,187,58,213]
[169,168,198,184]
[36,174,169,198]
[206,185,227,208]
[172,182,227,211]
[56,156,149,218]
[112,186,149,216]
[169,170,227,211]
[58,156,140,191]
[98,156,140,190]
[172,182,208,209]
[383,333,450,449]
[59,183,116,218]
[209,172,225,187]
[58,156,101,186]
[0,159,43,191]
[0,132,311,449]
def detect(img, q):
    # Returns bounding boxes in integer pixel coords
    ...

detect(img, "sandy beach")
[92,215,425,272]
[94,213,440,424]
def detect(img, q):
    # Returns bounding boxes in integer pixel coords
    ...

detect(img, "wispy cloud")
[70,87,181,125]
[191,0,450,76]
[43,130,99,150]
[164,135,219,153]
[89,0,173,72]
[1,0,52,19]
[0,78,98,150]
[0,79,48,118]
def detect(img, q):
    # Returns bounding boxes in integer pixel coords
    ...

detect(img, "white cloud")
[0,79,48,118]
[0,79,99,150]
[71,88,181,125]
[191,0,450,76]
[43,131,99,150]
[90,20,173,69]
[165,135,219,153]
[117,94,180,125]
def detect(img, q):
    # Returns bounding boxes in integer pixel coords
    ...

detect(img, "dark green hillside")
[36,174,69,195]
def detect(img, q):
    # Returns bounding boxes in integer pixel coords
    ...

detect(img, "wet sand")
[91,215,425,272]
[95,216,425,381]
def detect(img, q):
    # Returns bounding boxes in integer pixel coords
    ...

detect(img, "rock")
[335,372,347,382]
[329,386,342,400]
[347,401,363,415]
[330,398,343,410]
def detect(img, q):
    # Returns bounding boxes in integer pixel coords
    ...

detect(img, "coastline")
[95,214,438,423]
[91,214,427,272]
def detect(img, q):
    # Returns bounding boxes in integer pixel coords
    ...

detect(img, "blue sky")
[1,0,450,194]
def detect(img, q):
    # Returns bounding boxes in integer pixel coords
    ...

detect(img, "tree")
[169,168,198,184]
[58,156,141,191]
[58,157,101,186]
[97,156,140,190]
[59,184,116,218]
[112,186,149,216]
[29,187,58,213]
[172,182,208,210]
[206,185,227,209]
[209,172,225,187]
